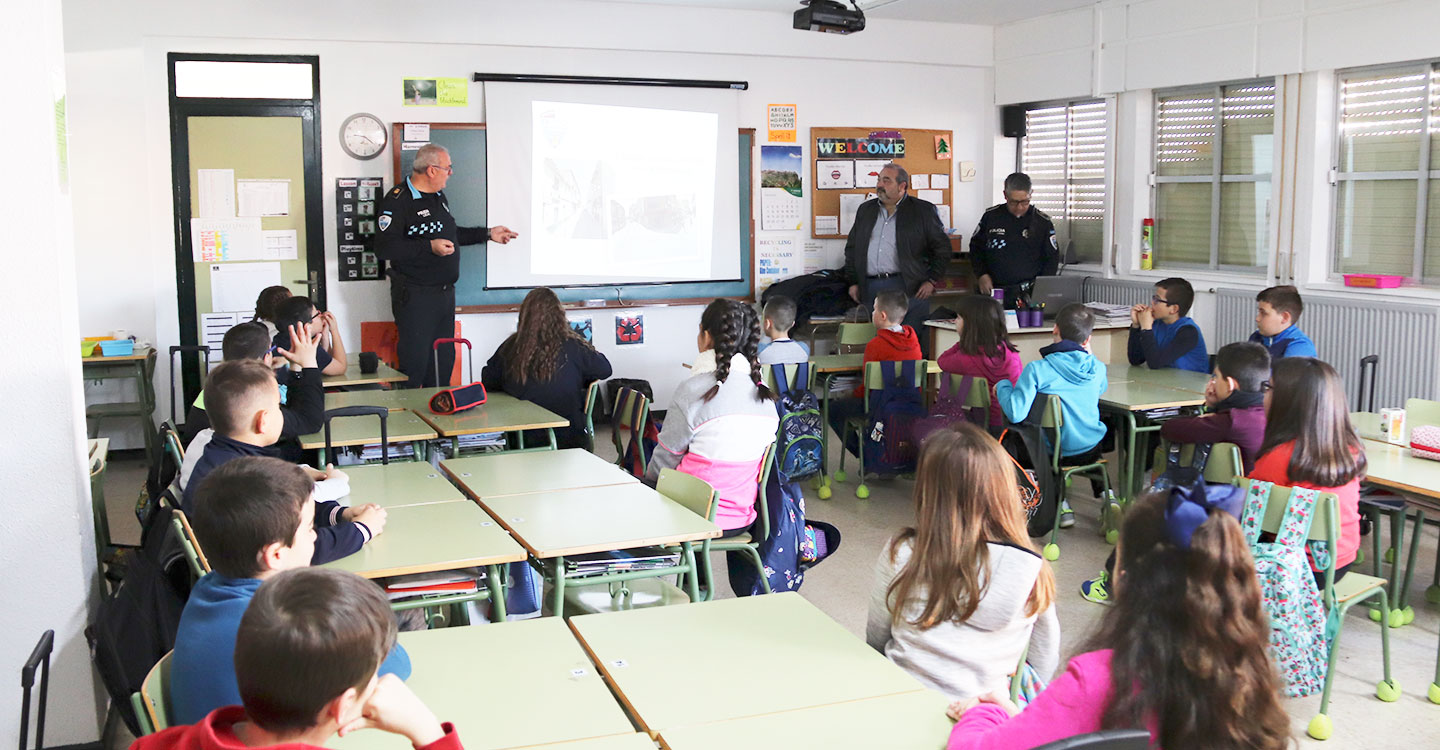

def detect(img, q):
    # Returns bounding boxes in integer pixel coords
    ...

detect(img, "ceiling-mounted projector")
[794,0,866,35]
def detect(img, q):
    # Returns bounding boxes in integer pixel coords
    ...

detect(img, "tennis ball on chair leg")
[855,484,870,499]
[1307,714,1332,741]
[1043,543,1059,561]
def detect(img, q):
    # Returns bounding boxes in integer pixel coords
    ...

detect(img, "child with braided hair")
[646,299,779,535]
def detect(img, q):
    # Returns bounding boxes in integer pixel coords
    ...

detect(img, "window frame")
[1329,60,1439,284]
[1018,96,1113,270]
[1149,77,1278,274]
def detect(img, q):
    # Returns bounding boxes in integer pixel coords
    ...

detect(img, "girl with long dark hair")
[936,294,1022,429]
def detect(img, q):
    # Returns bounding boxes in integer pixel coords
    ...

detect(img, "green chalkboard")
[392,124,754,310]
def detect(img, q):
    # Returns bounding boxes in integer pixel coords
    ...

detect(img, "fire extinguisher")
[1140,219,1154,271]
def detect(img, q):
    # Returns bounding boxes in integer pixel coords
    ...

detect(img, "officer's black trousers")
[390,280,457,388]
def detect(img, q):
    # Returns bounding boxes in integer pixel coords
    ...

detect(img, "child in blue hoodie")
[1249,285,1317,360]
[169,456,411,725]
[997,303,1109,527]
[1126,277,1209,373]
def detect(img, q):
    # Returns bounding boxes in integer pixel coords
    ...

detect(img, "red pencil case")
[429,382,487,414]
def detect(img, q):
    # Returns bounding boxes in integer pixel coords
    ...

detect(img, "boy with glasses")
[1127,277,1209,373]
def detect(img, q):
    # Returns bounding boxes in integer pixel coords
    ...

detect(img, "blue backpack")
[769,364,823,484]
[861,360,926,475]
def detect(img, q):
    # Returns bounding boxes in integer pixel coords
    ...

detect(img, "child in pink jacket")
[945,486,1292,750]
[936,294,1021,430]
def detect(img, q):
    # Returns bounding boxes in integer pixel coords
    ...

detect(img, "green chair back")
[171,509,210,580]
[861,360,928,409]
[131,650,173,734]
[837,322,877,353]
[1202,442,1244,485]
[940,373,992,409]
[753,443,776,540]
[610,387,652,470]
[162,422,184,465]
[582,381,600,452]
[762,362,816,393]
[1403,397,1440,443]
[657,469,719,522]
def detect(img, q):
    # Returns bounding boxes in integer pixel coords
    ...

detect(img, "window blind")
[1022,100,1108,264]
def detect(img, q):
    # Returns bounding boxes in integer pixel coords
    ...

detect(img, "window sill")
[1304,280,1440,305]
[1115,266,1270,292]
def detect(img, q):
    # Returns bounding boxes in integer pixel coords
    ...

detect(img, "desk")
[1352,418,1440,612]
[568,594,924,737]
[322,355,408,388]
[442,449,637,499]
[524,736,655,750]
[325,387,444,412]
[342,461,468,509]
[810,355,939,496]
[416,392,569,453]
[330,619,635,750]
[1095,374,1207,504]
[476,483,718,614]
[657,691,952,750]
[1104,362,1209,394]
[323,500,525,618]
[925,320,1131,365]
[82,346,157,462]
[299,410,437,464]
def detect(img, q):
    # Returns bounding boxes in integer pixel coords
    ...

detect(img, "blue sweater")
[1128,317,1209,373]
[1249,326,1317,360]
[169,574,411,725]
[996,344,1108,457]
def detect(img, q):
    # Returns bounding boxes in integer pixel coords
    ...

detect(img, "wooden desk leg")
[486,563,507,621]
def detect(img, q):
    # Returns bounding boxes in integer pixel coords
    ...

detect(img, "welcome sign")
[815,137,906,157]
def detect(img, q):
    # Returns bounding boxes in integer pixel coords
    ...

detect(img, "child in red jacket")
[828,290,923,436]
[130,568,461,750]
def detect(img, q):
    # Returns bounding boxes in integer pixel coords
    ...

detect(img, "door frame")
[166,52,325,407]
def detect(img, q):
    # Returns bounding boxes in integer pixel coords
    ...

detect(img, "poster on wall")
[803,239,824,274]
[569,317,594,343]
[816,160,854,190]
[756,236,798,290]
[336,177,385,281]
[403,77,468,107]
[767,104,797,142]
[614,314,645,346]
[760,145,803,231]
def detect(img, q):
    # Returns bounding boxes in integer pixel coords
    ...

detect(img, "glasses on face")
[430,164,454,175]
[1151,295,1172,306]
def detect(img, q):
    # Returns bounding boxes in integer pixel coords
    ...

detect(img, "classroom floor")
[100,433,1440,747]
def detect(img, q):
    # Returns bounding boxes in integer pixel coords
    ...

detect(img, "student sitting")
[1252,357,1365,585]
[867,422,1058,701]
[169,458,407,726]
[936,294,1022,430]
[481,287,612,450]
[273,296,347,377]
[1080,340,1271,604]
[945,487,1291,750]
[180,321,323,450]
[181,360,385,564]
[1126,277,1208,373]
[756,295,810,366]
[996,303,1107,528]
[827,291,923,436]
[251,285,293,338]
[646,299,778,535]
[1250,284,1317,360]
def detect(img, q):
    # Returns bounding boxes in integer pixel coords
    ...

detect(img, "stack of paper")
[563,547,680,578]
[828,375,862,394]
[1084,302,1132,326]
[385,569,485,601]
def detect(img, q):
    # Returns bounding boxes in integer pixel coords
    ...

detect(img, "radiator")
[1216,288,1439,408]
[1081,277,1155,307]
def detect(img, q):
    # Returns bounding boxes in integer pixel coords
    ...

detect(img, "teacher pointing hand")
[375,144,517,388]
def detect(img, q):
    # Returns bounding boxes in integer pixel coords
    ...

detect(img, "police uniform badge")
[378,215,391,231]
[1022,229,1029,239]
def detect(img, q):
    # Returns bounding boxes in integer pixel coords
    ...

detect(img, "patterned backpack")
[769,363,823,483]
[1240,480,1329,698]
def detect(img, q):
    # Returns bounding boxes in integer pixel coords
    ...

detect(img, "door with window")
[168,54,325,409]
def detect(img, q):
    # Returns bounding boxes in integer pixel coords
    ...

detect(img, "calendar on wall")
[760,145,803,231]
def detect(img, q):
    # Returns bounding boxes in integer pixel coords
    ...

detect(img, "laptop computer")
[1031,276,1083,320]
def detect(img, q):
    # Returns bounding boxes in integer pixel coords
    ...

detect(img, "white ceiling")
[576,0,1099,27]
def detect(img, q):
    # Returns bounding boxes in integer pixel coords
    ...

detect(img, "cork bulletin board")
[809,126,955,240]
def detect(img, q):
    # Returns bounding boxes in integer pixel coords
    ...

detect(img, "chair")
[1157,440,1244,486]
[322,405,389,466]
[19,630,53,750]
[129,651,173,736]
[1037,394,1115,561]
[170,509,210,580]
[836,322,877,354]
[1030,729,1151,749]
[582,380,601,453]
[431,336,474,387]
[937,372,993,418]
[89,445,113,580]
[167,344,211,427]
[1237,478,1398,740]
[610,387,653,478]
[761,362,816,394]
[836,360,928,499]
[86,347,159,468]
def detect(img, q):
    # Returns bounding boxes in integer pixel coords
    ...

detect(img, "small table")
[330,619,635,750]
[325,387,444,412]
[1097,376,1207,504]
[82,345,158,463]
[1352,414,1440,618]
[475,483,719,614]
[416,392,569,453]
[658,691,953,750]
[322,355,409,388]
[341,461,469,509]
[322,500,526,618]
[442,449,638,499]
[567,593,925,736]
[1105,362,1209,394]
[810,354,940,491]
[299,410,437,464]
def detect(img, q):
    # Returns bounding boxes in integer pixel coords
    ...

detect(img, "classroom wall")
[63,0,996,418]
[0,0,107,743]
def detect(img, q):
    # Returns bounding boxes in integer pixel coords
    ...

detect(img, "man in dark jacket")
[969,172,1059,308]
[841,162,950,349]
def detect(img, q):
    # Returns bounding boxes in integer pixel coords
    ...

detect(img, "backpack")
[998,428,1049,537]
[913,374,987,446]
[85,504,191,735]
[857,360,927,475]
[727,458,842,597]
[1240,480,1329,698]
[769,363,823,483]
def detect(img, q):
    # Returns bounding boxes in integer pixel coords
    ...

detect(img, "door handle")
[292,270,320,300]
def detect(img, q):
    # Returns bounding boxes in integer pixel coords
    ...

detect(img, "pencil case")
[1410,425,1440,461]
[429,382,487,414]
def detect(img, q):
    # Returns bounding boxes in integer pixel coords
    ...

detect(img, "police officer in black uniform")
[375,144,517,388]
[968,172,1058,309]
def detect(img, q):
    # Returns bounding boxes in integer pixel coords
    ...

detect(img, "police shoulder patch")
[378,215,392,231]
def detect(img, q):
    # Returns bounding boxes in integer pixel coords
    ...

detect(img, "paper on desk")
[191,217,263,261]
[854,159,887,189]
[839,193,866,235]
[932,173,950,189]
[910,174,929,190]
[210,262,281,315]
[917,189,944,204]
[815,215,839,235]
[197,169,235,218]
[237,178,290,217]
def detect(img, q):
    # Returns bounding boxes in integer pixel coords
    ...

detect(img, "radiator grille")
[1216,288,1438,408]
[1081,277,1155,307]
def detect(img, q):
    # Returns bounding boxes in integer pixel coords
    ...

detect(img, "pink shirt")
[947,650,1160,750]
[936,345,1023,428]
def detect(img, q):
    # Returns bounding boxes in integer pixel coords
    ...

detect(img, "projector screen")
[484,82,741,289]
